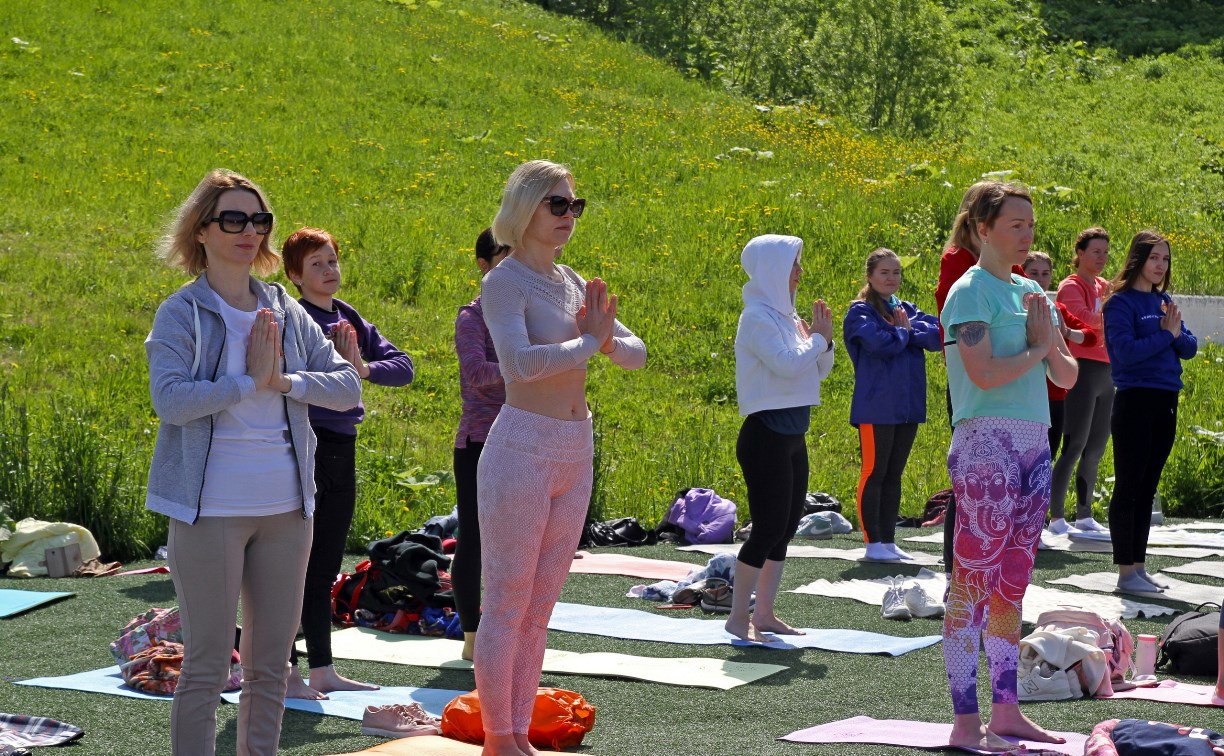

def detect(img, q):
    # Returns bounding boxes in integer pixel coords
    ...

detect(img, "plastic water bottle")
[1135,634,1159,679]
[1151,491,1164,526]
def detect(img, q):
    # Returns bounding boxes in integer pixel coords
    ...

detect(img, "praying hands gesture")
[330,320,370,378]
[1023,292,1055,355]
[800,300,834,343]
[577,277,618,353]
[246,309,290,392]
[1161,298,1183,340]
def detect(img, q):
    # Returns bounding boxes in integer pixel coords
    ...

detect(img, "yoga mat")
[220,684,465,720]
[790,568,1174,623]
[1162,560,1224,580]
[1103,680,1224,707]
[1049,572,1223,606]
[548,602,941,654]
[569,550,697,581]
[115,565,170,576]
[1173,521,1224,531]
[907,531,1224,559]
[677,543,941,565]
[1071,528,1224,549]
[317,627,786,689]
[0,588,73,618]
[781,715,1087,755]
[330,735,580,756]
[15,666,173,701]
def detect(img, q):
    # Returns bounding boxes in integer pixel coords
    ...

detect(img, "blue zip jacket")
[843,299,942,426]
[1104,288,1197,392]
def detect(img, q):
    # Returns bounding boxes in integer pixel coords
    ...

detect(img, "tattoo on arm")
[958,321,988,347]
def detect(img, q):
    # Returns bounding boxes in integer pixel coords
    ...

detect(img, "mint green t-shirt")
[940,267,1054,426]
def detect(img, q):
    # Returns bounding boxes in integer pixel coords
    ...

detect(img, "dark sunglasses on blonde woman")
[541,196,586,218]
[208,210,274,234]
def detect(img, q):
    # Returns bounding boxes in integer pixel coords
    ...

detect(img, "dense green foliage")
[1,0,1223,562]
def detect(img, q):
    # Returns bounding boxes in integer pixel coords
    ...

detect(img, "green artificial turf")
[4,527,1224,755]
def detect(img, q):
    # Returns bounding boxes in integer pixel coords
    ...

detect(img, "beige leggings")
[167,510,312,756]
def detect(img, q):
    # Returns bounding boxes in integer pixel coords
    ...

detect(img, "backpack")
[1158,603,1220,677]
[1033,609,1135,692]
[666,488,737,545]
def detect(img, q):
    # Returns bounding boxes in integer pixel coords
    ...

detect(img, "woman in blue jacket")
[1103,229,1196,594]
[843,248,942,561]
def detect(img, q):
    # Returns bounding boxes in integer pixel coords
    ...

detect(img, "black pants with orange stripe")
[856,423,918,544]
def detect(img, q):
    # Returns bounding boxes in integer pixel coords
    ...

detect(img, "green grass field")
[2,1,1224,749]
[3,532,1224,755]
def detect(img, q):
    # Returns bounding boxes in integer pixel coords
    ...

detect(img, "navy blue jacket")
[1104,288,1196,392]
[843,300,942,426]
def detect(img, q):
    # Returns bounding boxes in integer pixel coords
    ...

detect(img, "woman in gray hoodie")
[144,169,360,756]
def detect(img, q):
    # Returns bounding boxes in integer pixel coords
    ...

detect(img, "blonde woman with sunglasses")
[474,160,646,756]
[145,169,360,756]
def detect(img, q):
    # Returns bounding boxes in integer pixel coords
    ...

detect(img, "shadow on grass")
[119,578,177,604]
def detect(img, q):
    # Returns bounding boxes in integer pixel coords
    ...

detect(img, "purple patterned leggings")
[943,416,1050,715]
[473,405,593,736]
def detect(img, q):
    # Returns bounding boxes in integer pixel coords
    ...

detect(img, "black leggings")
[1048,398,1065,461]
[736,415,808,568]
[856,423,918,544]
[295,427,357,669]
[1109,388,1178,566]
[451,440,484,632]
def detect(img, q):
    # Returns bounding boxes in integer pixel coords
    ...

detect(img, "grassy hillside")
[1,0,1224,558]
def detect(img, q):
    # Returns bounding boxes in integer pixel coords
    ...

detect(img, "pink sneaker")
[361,703,442,738]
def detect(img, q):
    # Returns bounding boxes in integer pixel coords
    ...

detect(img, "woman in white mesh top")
[474,159,646,756]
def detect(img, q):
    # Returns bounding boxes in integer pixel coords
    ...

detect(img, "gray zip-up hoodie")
[144,273,362,523]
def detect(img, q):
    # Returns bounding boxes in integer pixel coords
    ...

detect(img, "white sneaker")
[1047,518,1071,535]
[885,543,915,560]
[881,578,912,621]
[904,584,945,618]
[1075,517,1109,532]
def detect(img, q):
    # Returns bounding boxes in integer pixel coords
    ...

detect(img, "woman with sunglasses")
[145,169,360,756]
[476,160,645,756]
[451,227,509,662]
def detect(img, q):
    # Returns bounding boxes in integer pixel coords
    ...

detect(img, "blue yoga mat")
[222,685,467,720]
[0,588,73,618]
[16,665,466,720]
[15,665,173,701]
[548,602,941,655]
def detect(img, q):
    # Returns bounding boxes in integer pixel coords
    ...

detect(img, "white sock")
[885,543,914,560]
[864,543,896,561]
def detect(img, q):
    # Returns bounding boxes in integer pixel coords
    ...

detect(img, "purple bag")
[667,488,737,545]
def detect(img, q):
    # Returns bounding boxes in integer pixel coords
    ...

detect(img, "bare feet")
[514,733,546,754]
[306,664,379,694]
[725,616,769,643]
[462,631,477,662]
[989,705,1066,744]
[948,716,1021,753]
[285,667,328,700]
[481,733,528,756]
[750,613,806,635]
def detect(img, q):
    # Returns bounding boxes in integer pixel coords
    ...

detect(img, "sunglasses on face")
[208,210,274,235]
[541,196,586,218]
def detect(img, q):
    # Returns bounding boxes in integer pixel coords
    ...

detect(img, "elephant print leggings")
[943,416,1050,715]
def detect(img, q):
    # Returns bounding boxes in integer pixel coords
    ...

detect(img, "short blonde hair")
[157,169,278,276]
[491,160,574,249]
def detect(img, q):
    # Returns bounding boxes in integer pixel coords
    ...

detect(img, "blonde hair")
[157,169,278,276]
[491,160,574,249]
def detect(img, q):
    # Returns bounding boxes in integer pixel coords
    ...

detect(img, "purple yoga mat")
[1104,680,1224,707]
[781,715,1088,755]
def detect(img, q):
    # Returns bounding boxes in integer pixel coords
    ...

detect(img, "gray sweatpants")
[1050,358,1114,521]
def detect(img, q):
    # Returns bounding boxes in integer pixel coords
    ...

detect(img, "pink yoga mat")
[114,566,170,576]
[568,551,696,581]
[781,715,1088,755]
[1104,680,1224,707]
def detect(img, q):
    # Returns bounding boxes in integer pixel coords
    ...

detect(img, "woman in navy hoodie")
[844,248,942,562]
[1103,229,1196,594]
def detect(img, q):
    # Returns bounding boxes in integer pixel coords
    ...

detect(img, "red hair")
[282,227,340,282]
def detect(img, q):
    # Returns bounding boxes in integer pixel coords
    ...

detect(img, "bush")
[1164,425,1224,518]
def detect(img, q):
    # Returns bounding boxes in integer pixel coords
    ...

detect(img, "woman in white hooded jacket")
[727,234,835,641]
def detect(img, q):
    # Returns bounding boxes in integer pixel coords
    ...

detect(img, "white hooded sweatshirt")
[735,234,835,417]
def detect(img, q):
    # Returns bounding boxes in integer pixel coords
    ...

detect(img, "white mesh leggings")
[474,405,593,736]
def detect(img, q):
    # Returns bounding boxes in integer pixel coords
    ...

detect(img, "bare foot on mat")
[989,706,1066,744]
[751,613,806,635]
[725,616,769,642]
[307,664,379,694]
[285,668,328,700]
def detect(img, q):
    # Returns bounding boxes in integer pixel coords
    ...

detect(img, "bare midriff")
[505,368,589,420]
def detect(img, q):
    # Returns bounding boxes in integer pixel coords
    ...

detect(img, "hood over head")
[741,234,803,316]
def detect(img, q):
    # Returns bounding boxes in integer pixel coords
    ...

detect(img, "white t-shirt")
[199,299,303,517]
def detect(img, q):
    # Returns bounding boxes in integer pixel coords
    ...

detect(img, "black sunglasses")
[541,196,586,218]
[208,210,274,235]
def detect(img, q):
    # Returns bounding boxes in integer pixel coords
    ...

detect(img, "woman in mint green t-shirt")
[938,182,1078,753]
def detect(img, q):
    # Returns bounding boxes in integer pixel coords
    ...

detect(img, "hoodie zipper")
[275,295,308,520]
[192,304,224,525]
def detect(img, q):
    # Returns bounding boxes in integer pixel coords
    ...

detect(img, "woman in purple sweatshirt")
[1103,229,1196,594]
[281,227,415,698]
[451,228,509,661]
